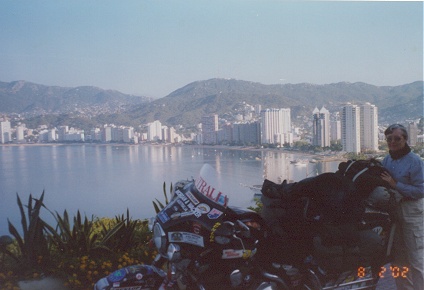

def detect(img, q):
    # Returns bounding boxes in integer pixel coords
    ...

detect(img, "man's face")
[386,128,407,152]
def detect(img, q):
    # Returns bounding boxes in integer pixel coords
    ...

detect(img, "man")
[381,124,424,290]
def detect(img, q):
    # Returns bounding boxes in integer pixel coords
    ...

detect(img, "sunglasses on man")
[386,136,403,143]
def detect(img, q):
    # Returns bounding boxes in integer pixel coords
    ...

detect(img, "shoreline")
[0,142,347,162]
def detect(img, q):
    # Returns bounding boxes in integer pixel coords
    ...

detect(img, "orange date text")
[357,266,409,279]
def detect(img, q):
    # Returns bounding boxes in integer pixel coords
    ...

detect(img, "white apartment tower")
[360,102,379,152]
[407,122,418,146]
[148,120,163,141]
[341,103,361,153]
[261,108,291,145]
[312,106,331,147]
[16,125,25,142]
[330,120,341,142]
[202,114,219,144]
[0,120,11,143]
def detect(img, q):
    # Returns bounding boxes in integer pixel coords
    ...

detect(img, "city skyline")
[2,101,421,155]
[1,1,422,98]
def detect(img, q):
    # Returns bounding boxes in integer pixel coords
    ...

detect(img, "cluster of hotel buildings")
[0,102,421,154]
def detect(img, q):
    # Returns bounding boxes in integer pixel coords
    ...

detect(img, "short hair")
[384,124,408,141]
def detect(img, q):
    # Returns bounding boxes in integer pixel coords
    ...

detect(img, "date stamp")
[357,266,409,279]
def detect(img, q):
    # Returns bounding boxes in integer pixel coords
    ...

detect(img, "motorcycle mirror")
[236,220,251,238]
[215,221,235,237]
[214,221,235,245]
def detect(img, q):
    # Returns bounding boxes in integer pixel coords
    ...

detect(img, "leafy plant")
[44,210,107,257]
[6,192,50,270]
[101,209,141,252]
[248,197,263,213]
[152,182,173,213]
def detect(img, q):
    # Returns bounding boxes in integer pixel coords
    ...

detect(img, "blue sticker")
[107,268,127,282]
[158,212,170,223]
[207,208,223,219]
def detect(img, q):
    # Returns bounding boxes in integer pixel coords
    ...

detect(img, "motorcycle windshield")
[156,164,228,230]
[194,163,229,208]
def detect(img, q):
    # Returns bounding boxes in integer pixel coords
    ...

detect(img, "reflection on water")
[0,145,341,236]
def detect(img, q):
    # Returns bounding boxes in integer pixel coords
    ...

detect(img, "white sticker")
[196,203,210,213]
[168,231,205,247]
[185,191,200,205]
[222,249,244,259]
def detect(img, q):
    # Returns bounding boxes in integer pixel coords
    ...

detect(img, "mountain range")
[0,79,422,130]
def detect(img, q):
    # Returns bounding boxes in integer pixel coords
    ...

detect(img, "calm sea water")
[0,144,340,236]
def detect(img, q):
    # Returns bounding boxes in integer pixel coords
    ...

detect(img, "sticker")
[192,222,202,234]
[185,191,200,205]
[222,249,245,259]
[128,266,137,274]
[170,211,194,220]
[136,273,143,280]
[196,203,210,213]
[176,199,189,212]
[169,232,184,241]
[176,190,196,211]
[176,190,188,202]
[157,212,170,223]
[207,208,223,219]
[108,268,127,282]
[168,231,205,247]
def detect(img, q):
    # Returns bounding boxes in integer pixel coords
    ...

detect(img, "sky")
[0,1,422,98]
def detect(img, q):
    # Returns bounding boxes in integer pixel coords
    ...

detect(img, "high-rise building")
[360,102,379,152]
[330,119,341,142]
[202,114,218,144]
[102,126,112,142]
[232,121,261,145]
[123,127,134,143]
[16,125,25,142]
[217,123,232,144]
[407,122,418,146]
[261,108,291,145]
[0,120,11,143]
[147,120,163,141]
[312,106,331,147]
[341,103,361,153]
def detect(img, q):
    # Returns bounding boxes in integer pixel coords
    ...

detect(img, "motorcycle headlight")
[215,235,232,245]
[167,243,181,262]
[153,223,167,255]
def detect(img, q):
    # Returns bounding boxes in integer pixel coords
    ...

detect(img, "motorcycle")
[95,163,291,290]
[95,160,398,290]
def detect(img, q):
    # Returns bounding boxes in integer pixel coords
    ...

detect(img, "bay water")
[0,144,340,236]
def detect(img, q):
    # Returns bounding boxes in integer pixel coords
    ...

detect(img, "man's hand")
[381,172,397,188]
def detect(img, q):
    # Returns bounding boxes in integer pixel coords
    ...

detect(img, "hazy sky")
[0,1,422,98]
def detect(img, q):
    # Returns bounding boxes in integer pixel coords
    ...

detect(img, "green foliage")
[6,192,50,270]
[248,197,263,213]
[43,210,102,256]
[152,182,172,214]
[2,191,156,290]
[101,209,144,252]
[344,152,368,160]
